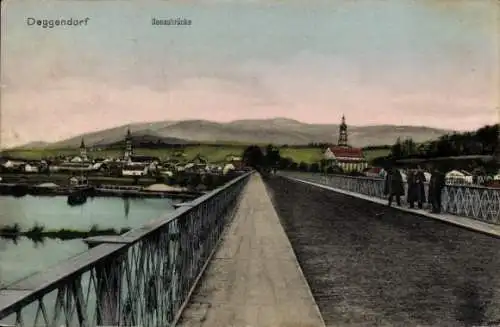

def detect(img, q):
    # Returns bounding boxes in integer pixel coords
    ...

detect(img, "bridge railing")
[280,171,500,225]
[0,172,252,327]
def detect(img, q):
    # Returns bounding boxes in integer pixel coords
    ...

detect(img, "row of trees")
[161,171,240,190]
[369,124,499,173]
[389,124,498,160]
[242,144,280,170]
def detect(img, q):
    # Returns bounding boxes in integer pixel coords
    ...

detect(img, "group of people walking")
[383,165,446,213]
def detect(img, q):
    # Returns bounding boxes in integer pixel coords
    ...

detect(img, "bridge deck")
[177,174,325,327]
[267,176,500,327]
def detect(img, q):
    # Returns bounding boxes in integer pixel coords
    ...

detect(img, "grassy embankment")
[2,145,390,164]
[0,223,131,241]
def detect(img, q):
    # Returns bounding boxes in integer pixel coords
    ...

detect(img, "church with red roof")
[323,115,368,172]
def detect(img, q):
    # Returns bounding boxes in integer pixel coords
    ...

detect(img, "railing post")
[84,237,126,326]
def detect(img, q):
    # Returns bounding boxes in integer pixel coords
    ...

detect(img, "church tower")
[124,127,133,160]
[338,115,348,147]
[80,138,87,160]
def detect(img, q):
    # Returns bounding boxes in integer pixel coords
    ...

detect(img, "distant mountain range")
[13,118,451,149]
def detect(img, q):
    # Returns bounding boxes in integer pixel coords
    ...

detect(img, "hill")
[14,141,51,149]
[97,132,193,148]
[15,118,451,149]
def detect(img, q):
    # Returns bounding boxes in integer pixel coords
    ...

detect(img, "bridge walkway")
[177,174,326,327]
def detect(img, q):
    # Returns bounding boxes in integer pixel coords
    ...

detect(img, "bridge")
[0,171,499,326]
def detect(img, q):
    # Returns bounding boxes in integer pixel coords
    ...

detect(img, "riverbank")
[0,183,203,199]
[94,187,201,199]
[0,173,171,186]
[0,224,131,241]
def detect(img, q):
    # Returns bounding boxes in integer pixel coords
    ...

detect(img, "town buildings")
[0,126,244,177]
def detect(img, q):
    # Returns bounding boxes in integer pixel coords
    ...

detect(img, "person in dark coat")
[407,169,417,208]
[407,166,427,209]
[384,166,405,206]
[429,165,446,213]
[415,166,427,207]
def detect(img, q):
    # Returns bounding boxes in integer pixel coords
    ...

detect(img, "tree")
[436,135,452,156]
[401,138,417,157]
[391,138,403,158]
[310,162,320,173]
[278,157,294,170]
[187,173,202,189]
[298,161,309,172]
[242,145,265,169]
[176,172,189,187]
[265,144,281,168]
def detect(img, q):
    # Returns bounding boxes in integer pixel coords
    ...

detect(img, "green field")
[362,148,391,161]
[1,145,246,163]
[279,148,324,163]
[1,145,390,164]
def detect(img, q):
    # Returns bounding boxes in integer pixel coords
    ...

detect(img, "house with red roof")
[323,115,368,172]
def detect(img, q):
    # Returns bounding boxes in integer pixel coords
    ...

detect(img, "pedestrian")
[407,168,417,208]
[429,165,446,213]
[415,166,427,208]
[408,166,426,209]
[384,166,405,206]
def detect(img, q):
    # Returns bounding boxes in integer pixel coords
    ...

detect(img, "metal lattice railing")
[0,172,252,327]
[280,171,500,225]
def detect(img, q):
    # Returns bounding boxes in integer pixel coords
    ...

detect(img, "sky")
[1,0,499,147]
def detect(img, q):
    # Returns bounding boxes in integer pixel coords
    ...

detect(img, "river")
[0,195,179,288]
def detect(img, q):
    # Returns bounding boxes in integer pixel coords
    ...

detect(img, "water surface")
[0,195,178,287]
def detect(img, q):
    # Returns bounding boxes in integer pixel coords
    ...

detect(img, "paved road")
[178,174,325,327]
[265,176,500,327]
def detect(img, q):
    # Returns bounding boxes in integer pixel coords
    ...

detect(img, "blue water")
[0,195,178,287]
